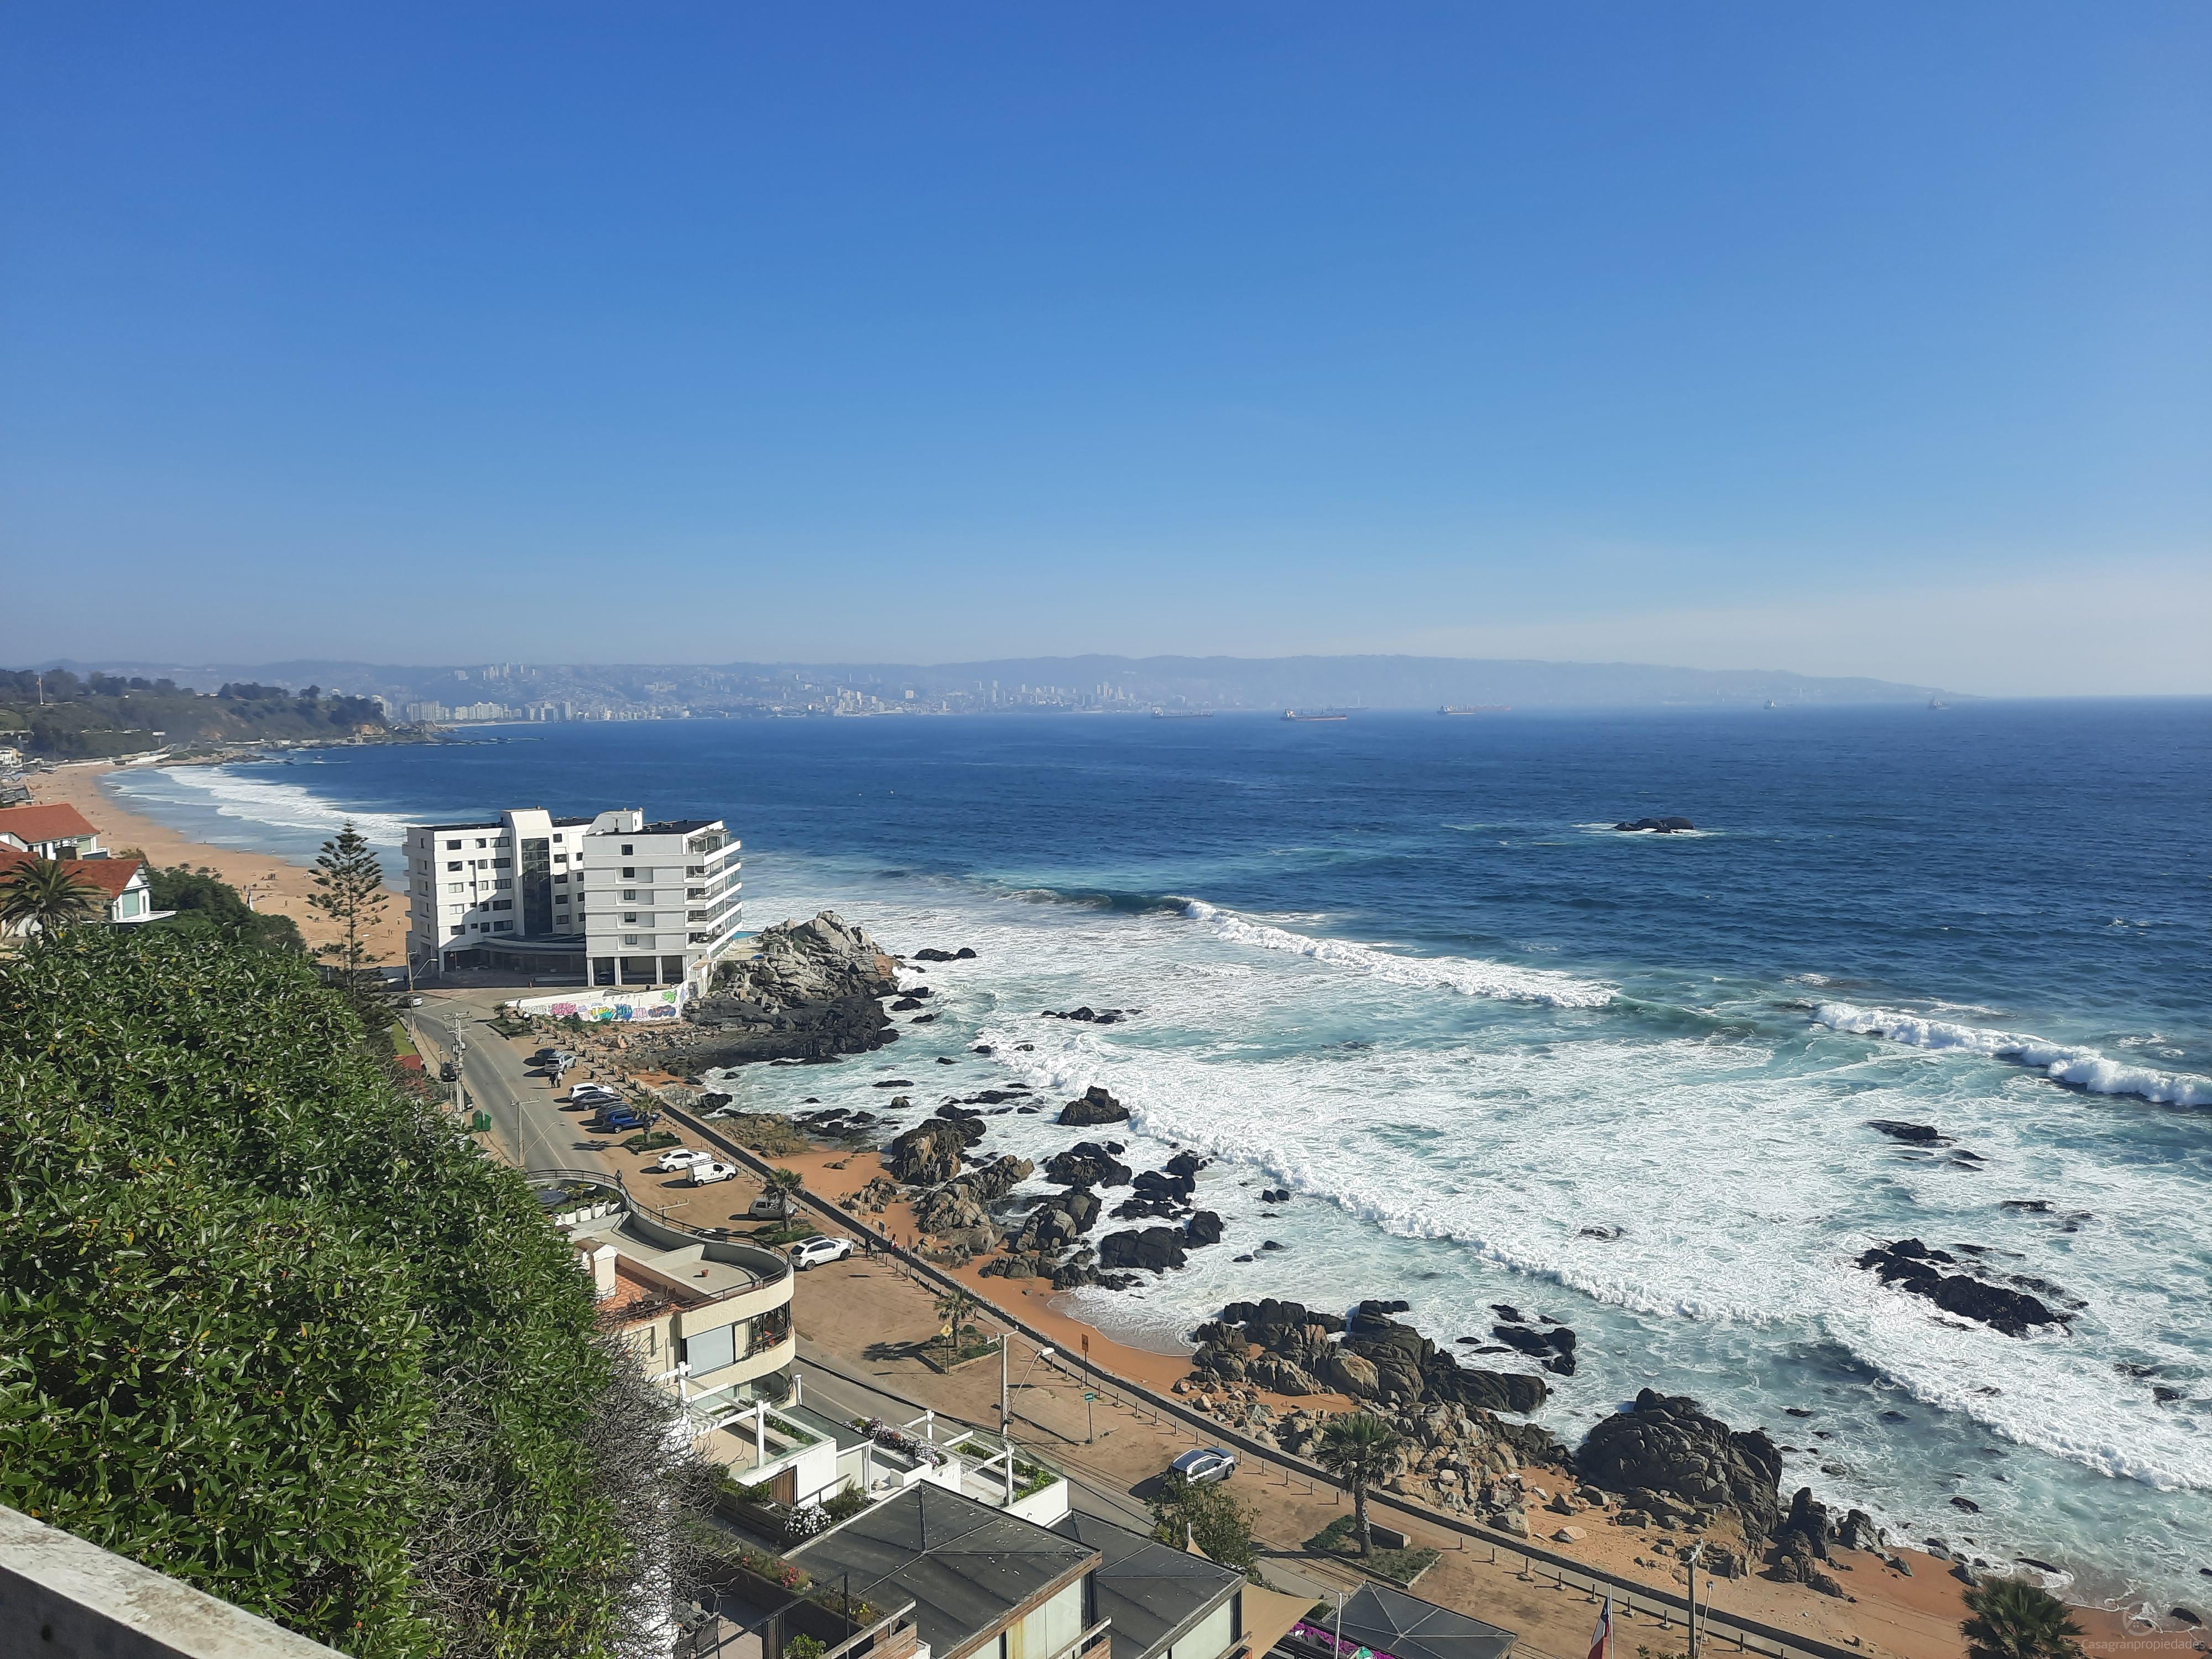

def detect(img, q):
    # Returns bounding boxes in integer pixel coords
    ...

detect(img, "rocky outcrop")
[1044,1141,1133,1188]
[719,911,900,1005]
[1202,1300,1545,1416]
[1867,1120,1949,1145]
[884,1117,982,1185]
[1057,1086,1131,1127]
[1576,1389,1785,1540]
[664,912,902,1066]
[911,1153,1035,1254]
[1856,1239,2069,1335]
[1614,817,1695,833]
[910,947,978,962]
[1491,1314,1579,1377]
[1098,1225,1187,1273]
[1042,1006,1133,1024]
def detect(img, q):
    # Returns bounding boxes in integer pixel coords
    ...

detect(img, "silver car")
[1169,1447,1238,1485]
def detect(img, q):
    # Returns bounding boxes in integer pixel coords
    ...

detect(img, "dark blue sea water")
[110,700,2212,1608]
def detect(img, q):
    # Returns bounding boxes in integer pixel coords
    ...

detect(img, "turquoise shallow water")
[109,701,2212,1609]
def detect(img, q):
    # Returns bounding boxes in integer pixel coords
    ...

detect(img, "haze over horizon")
[4,4,2208,696]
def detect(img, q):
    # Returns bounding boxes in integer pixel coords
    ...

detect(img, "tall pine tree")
[308,820,389,989]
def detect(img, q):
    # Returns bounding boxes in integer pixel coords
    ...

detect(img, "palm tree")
[932,1286,978,1353]
[1961,1578,2085,1659]
[764,1166,804,1217]
[1316,1411,1404,1556]
[0,857,105,937]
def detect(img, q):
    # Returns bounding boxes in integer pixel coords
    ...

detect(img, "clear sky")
[4,4,2207,695]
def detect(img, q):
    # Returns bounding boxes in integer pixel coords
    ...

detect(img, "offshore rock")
[1058,1086,1131,1126]
[1045,1141,1134,1188]
[1856,1239,2067,1336]
[1577,1389,1785,1540]
[884,1118,981,1185]
[1098,1225,1188,1273]
[1614,817,1696,833]
[715,911,900,1006]
[666,912,902,1067]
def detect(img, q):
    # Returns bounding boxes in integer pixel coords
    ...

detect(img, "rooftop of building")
[637,818,721,836]
[1050,1511,1239,1659]
[1283,1584,1516,1659]
[789,1483,1097,1659]
[0,802,100,843]
[568,1208,787,1305]
[0,845,143,898]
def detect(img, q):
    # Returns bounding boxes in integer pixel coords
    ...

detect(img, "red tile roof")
[0,803,100,847]
[0,844,145,899]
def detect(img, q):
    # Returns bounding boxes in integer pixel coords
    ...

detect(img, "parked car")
[653,1148,712,1173]
[568,1084,621,1105]
[789,1235,855,1269]
[747,1193,797,1222]
[1168,1447,1238,1486]
[438,1061,459,1083]
[594,1107,652,1133]
[534,1047,579,1065]
[689,1160,738,1186]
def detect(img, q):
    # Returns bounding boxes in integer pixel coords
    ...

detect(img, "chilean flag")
[1588,1597,1614,1659]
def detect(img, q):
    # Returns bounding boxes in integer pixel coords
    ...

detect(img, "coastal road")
[406,993,612,1175]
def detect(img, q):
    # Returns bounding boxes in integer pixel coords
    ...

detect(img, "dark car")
[437,1061,459,1083]
[594,1107,653,1132]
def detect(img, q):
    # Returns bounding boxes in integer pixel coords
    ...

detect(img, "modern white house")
[400,806,743,990]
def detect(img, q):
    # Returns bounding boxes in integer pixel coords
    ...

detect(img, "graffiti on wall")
[512,986,686,1022]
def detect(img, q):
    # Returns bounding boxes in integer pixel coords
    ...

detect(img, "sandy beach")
[24,760,409,966]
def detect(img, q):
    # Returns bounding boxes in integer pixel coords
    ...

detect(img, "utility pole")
[1081,1333,1094,1444]
[1686,1541,1702,1659]
[999,1332,1010,1439]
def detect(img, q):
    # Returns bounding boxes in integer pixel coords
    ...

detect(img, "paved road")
[406,995,614,1175]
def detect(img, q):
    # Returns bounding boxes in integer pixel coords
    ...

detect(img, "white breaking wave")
[113,766,412,851]
[1178,899,1615,1009]
[1813,1003,2212,1108]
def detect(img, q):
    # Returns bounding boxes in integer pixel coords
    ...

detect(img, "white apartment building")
[401,807,743,990]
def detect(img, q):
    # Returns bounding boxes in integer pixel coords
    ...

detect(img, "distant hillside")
[36,653,1952,717]
[0,667,387,758]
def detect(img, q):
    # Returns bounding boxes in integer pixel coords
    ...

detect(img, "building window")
[446,839,461,850]
[446,883,463,894]
[495,878,514,889]
[593,957,616,986]
[450,925,465,936]
[621,933,640,947]
[492,899,513,911]
[620,867,636,879]
[661,954,685,983]
[446,861,461,872]
[476,838,487,848]
[621,844,634,855]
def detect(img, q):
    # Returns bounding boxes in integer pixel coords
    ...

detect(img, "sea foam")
[1813,1003,2212,1108]
[1178,898,1615,1009]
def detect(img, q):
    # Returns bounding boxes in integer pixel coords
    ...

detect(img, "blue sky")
[3,3,2207,693]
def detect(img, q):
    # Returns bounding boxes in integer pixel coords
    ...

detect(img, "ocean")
[107,701,2211,1611]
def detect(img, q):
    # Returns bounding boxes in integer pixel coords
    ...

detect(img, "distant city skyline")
[3,4,2207,696]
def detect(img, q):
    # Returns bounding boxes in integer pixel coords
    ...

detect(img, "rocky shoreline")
[637,908,2144,1616]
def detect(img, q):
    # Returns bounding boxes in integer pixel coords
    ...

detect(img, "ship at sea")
[1438,705,1510,715]
[1150,707,1213,719]
[1281,708,1352,722]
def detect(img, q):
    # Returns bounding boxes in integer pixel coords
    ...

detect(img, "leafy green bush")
[142,863,307,954]
[0,929,679,1657]
[1151,1472,1258,1571]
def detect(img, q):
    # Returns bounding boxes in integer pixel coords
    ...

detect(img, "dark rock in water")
[1492,1321,1579,1376]
[1580,1224,1624,1240]
[1232,1253,1254,1262]
[1042,1005,1129,1024]
[1785,1407,1814,1418]
[1614,816,1696,833]
[2015,1558,2060,1573]
[2000,1198,2054,1212]
[890,996,925,1011]
[873,1079,915,1088]
[1098,1225,1188,1273]
[1857,1240,2068,1336]
[1950,1495,1980,1513]
[1057,1086,1130,1126]
[1110,1194,1188,1222]
[1185,1210,1224,1246]
[1056,1187,1102,1233]
[1165,1149,1206,1180]
[971,1044,994,1056]
[1357,1298,1412,1317]
[1491,1304,1527,1323]
[1260,1240,1288,1252]
[1133,1167,1196,1203]
[1220,1298,1345,1335]
[1577,1388,1785,1539]
[2153,1386,2183,1405]
[912,1014,939,1025]
[1044,1141,1133,1188]
[1869,1120,1950,1145]
[2170,1608,2201,1628]
[935,1104,984,1121]
[1330,1305,1550,1415]
[1259,1187,1291,1203]
[911,947,977,962]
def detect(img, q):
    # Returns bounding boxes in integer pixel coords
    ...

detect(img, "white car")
[568,1084,621,1105]
[1169,1447,1238,1486]
[653,1148,712,1173]
[689,1161,738,1186]
[789,1235,856,1269]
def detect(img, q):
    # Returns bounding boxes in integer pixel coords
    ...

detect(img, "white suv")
[789,1235,856,1269]
[653,1148,712,1173]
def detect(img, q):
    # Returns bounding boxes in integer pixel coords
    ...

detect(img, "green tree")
[764,1166,805,1211]
[1961,1578,2086,1659]
[1150,1473,1258,1571]
[308,821,389,988]
[144,863,305,953]
[0,928,705,1657]
[1316,1412,1403,1557]
[0,856,105,936]
[932,1286,979,1352]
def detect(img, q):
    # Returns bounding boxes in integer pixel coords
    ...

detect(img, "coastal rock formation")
[1042,1006,1133,1024]
[1044,1141,1133,1188]
[1200,1300,1546,1417]
[1575,1389,1785,1540]
[1491,1314,1579,1377]
[1098,1225,1187,1273]
[664,912,902,1066]
[1867,1120,1949,1145]
[910,946,979,962]
[884,1117,983,1185]
[1614,817,1696,833]
[1057,1086,1131,1127]
[1856,1239,2068,1335]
